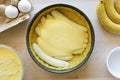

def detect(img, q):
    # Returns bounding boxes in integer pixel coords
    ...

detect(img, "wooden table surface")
[0,0,120,80]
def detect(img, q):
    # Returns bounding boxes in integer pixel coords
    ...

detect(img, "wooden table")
[0,0,120,80]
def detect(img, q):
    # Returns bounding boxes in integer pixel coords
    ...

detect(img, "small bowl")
[26,4,95,73]
[107,47,120,78]
[0,44,24,80]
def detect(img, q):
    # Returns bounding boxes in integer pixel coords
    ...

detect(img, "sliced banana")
[41,16,46,24]
[84,38,88,43]
[33,10,90,67]
[55,55,73,61]
[51,10,68,21]
[36,37,73,61]
[32,43,70,68]
[36,37,72,57]
[35,27,41,36]
[72,48,85,54]
[46,14,54,20]
[51,10,88,32]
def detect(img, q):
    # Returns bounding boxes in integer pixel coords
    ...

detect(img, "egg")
[5,5,19,18]
[18,0,32,13]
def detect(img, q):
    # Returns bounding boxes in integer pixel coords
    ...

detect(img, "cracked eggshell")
[5,5,19,18]
[18,0,32,13]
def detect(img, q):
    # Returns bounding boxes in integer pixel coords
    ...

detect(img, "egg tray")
[0,0,30,32]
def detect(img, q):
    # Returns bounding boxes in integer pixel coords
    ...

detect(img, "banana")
[103,0,120,24]
[36,37,73,61]
[114,0,120,14]
[32,43,70,68]
[35,27,41,36]
[96,1,120,34]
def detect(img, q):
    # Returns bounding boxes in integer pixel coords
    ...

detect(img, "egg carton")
[0,0,31,32]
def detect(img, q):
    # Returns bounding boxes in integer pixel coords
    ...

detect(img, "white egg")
[18,0,32,13]
[5,5,19,18]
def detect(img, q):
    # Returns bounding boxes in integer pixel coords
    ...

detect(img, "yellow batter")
[29,7,92,70]
[35,10,88,61]
[0,45,23,80]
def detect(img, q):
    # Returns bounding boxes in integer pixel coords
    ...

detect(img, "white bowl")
[107,47,120,78]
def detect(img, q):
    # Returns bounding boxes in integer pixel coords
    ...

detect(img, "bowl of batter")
[0,44,24,80]
[26,4,95,73]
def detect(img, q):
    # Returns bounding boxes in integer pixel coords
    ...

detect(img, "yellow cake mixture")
[35,10,88,61]
[0,46,23,80]
[29,6,92,70]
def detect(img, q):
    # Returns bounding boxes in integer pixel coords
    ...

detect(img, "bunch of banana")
[96,0,120,34]
[114,0,120,14]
